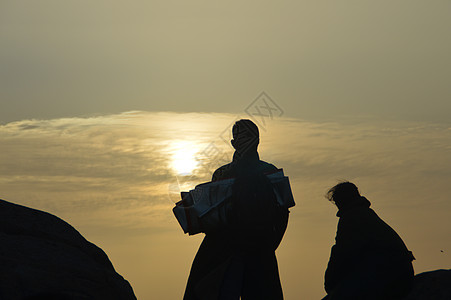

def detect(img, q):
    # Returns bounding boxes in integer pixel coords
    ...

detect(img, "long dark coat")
[324,197,414,299]
[183,151,289,300]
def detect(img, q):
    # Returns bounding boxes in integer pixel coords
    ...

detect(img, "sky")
[1,112,450,299]
[1,0,451,124]
[1,1,451,299]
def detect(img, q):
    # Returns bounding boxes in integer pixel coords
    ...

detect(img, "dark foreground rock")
[404,269,451,300]
[0,199,136,300]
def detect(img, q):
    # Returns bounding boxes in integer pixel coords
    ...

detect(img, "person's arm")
[324,216,365,294]
[324,244,341,294]
[272,208,289,251]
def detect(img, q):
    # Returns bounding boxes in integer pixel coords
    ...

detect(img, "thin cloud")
[1,111,450,227]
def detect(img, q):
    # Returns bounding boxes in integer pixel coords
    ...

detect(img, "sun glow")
[170,141,199,175]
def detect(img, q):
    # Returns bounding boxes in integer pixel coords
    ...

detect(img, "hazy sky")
[1,0,451,123]
[1,1,451,299]
[1,112,450,299]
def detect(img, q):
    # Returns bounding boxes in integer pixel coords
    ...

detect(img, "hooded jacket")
[325,196,414,297]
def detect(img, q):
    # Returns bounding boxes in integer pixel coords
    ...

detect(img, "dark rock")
[0,199,137,300]
[404,269,451,300]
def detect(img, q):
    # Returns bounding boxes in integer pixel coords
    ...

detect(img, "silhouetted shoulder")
[211,163,234,181]
[259,160,278,172]
[211,160,277,181]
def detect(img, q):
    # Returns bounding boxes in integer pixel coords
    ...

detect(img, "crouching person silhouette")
[183,119,290,300]
[323,182,415,300]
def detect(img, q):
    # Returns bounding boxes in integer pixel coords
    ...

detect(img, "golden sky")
[1,112,450,299]
[1,1,451,299]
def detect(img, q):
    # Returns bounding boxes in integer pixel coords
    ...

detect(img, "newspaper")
[173,169,295,235]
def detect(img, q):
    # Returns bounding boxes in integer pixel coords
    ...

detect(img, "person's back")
[183,119,289,300]
[324,182,414,300]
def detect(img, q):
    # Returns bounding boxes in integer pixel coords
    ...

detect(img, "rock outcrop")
[0,199,136,300]
[404,269,451,300]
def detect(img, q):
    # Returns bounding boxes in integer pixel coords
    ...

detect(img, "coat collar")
[336,196,371,217]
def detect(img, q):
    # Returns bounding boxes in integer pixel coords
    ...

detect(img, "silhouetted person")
[183,119,289,300]
[323,182,415,300]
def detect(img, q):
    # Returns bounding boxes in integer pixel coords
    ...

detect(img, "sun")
[170,141,199,175]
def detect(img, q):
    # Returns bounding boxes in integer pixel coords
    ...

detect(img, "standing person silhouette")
[183,119,289,300]
[323,182,415,300]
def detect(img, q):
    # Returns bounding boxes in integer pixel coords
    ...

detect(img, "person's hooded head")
[231,119,259,155]
[327,181,370,211]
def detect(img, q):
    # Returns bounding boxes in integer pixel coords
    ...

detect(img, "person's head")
[231,119,259,154]
[326,181,361,209]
